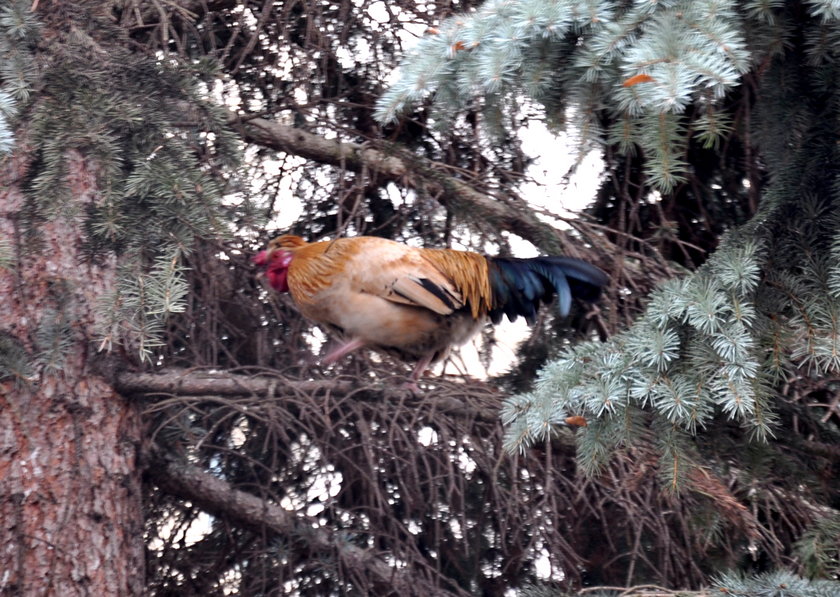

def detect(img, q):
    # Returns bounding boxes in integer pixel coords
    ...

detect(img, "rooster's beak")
[253,248,273,266]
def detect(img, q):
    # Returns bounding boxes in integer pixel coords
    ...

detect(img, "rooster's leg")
[407,353,435,387]
[397,355,434,394]
[321,338,367,365]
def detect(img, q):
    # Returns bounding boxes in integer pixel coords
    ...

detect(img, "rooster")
[253,235,608,383]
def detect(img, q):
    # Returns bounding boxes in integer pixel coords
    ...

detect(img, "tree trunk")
[0,151,145,595]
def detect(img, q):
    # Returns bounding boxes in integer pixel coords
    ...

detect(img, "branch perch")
[116,368,505,423]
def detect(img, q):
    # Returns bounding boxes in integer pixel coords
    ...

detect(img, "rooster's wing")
[350,240,467,316]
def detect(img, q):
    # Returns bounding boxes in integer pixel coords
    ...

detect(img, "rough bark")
[0,151,144,595]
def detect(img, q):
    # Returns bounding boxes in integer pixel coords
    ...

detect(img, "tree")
[0,1,234,594]
[1,1,838,596]
[3,1,593,594]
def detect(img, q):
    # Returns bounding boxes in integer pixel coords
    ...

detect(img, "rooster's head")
[253,235,307,292]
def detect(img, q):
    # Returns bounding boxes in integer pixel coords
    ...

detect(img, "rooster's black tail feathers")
[487,256,608,324]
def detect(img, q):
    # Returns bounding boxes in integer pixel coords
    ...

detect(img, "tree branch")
[131,368,500,595]
[234,116,587,255]
[115,368,504,424]
[116,368,352,396]
[145,448,414,593]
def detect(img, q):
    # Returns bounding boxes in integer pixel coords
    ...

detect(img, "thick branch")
[235,117,579,254]
[116,369,352,396]
[115,368,503,423]
[146,449,410,593]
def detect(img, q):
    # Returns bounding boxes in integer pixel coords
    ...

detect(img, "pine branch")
[712,569,840,596]
[375,0,753,192]
[145,447,429,595]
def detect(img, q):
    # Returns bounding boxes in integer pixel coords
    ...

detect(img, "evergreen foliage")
[6,0,840,594]
[380,0,840,498]
[794,514,840,579]
[0,237,12,270]
[0,331,30,386]
[712,569,840,597]
[519,570,840,597]
[0,1,38,154]
[377,0,752,193]
[3,2,239,362]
